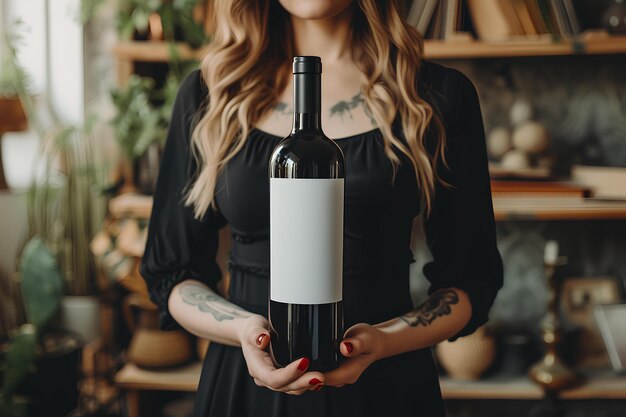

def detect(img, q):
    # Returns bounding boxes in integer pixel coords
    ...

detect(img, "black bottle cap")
[293,56,322,74]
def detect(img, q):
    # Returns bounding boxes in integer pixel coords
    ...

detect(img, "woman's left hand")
[321,323,385,388]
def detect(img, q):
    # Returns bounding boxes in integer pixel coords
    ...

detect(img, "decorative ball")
[436,326,496,381]
[512,121,549,154]
[602,1,626,34]
[487,127,512,159]
[510,98,533,126]
[501,149,530,170]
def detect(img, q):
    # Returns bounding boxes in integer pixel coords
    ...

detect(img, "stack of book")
[490,180,591,201]
[407,0,582,41]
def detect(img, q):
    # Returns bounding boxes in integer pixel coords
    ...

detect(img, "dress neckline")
[251,126,381,142]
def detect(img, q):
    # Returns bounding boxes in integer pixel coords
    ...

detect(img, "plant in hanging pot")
[0,20,30,189]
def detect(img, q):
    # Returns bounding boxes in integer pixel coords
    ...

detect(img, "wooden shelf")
[113,34,626,63]
[440,371,626,400]
[109,193,626,222]
[113,41,205,62]
[114,361,626,400]
[493,197,626,221]
[424,33,626,59]
[114,361,202,392]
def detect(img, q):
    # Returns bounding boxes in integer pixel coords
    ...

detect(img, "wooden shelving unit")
[111,29,626,410]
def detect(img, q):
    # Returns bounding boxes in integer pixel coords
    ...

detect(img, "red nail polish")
[309,378,322,385]
[256,334,266,346]
[315,385,323,391]
[297,358,309,371]
[344,342,353,353]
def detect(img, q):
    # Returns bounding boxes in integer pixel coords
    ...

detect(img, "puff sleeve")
[422,68,503,342]
[140,70,227,330]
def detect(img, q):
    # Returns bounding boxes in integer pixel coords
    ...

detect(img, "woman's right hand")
[239,314,325,395]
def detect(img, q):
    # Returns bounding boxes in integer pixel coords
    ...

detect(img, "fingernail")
[315,385,323,391]
[297,358,309,371]
[256,334,266,346]
[344,342,353,353]
[309,378,322,385]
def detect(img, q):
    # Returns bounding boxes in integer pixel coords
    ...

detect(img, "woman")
[141,1,503,416]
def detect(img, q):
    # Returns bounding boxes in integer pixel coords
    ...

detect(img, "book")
[537,0,559,34]
[525,0,549,33]
[513,0,538,35]
[427,0,445,39]
[432,0,447,39]
[490,180,591,199]
[562,0,581,34]
[571,165,626,200]
[407,0,427,27]
[418,0,439,35]
[498,0,526,36]
[467,0,514,41]
[550,0,572,35]
[444,0,459,39]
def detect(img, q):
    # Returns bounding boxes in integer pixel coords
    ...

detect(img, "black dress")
[140,61,503,417]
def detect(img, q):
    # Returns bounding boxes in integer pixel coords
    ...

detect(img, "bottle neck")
[292,72,322,133]
[292,112,322,132]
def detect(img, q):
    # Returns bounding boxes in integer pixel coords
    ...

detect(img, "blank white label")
[270,178,344,304]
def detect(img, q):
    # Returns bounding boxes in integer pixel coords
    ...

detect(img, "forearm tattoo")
[400,289,459,328]
[179,283,250,321]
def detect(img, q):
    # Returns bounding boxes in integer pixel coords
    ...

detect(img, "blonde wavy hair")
[185,0,446,220]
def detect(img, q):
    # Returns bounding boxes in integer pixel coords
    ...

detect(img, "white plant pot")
[58,295,101,344]
[1,130,40,190]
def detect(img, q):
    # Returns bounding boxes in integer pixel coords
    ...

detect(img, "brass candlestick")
[529,240,578,392]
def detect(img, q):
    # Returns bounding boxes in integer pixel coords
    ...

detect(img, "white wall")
[3,0,85,124]
[0,0,87,332]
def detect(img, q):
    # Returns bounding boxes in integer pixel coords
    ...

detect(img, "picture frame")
[560,276,623,368]
[594,304,626,373]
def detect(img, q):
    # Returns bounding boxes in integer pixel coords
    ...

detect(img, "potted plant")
[32,122,105,343]
[0,20,29,189]
[1,237,82,417]
[115,0,209,47]
[110,71,191,194]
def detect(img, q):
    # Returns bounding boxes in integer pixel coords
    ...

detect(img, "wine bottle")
[268,56,345,372]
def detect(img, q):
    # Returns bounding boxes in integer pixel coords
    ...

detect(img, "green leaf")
[131,8,151,33]
[1,325,37,405]
[19,237,64,327]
